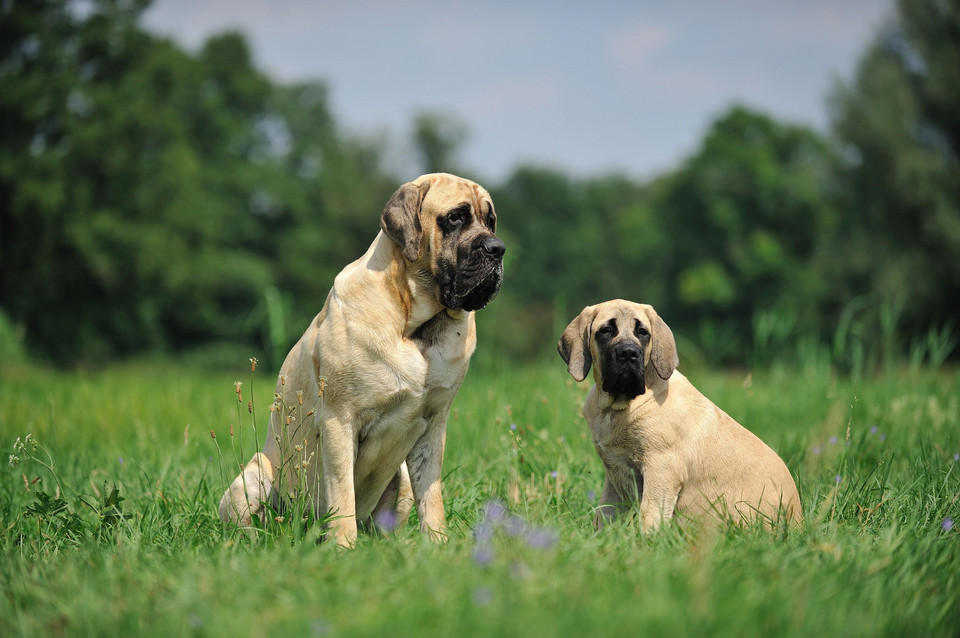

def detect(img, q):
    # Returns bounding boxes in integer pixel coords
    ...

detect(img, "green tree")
[486,167,652,360]
[830,0,960,336]
[266,81,398,351]
[0,2,378,363]
[650,106,840,360]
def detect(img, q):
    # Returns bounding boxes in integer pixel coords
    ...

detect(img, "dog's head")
[558,300,678,403]
[380,173,505,312]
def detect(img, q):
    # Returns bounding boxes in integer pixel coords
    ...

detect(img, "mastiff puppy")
[220,173,505,547]
[558,300,801,532]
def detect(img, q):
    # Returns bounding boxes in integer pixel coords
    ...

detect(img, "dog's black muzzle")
[601,342,645,399]
[442,234,505,312]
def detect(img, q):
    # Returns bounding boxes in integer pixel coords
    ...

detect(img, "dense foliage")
[1,0,958,367]
[0,0,396,364]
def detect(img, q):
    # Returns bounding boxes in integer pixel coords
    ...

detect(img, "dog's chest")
[412,312,475,390]
[354,315,471,453]
[589,412,647,500]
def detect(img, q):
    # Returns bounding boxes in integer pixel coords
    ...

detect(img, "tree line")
[2,0,958,370]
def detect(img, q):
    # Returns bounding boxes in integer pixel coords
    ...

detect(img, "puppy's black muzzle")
[601,342,645,399]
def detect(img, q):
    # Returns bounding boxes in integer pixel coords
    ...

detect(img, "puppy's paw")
[594,504,617,531]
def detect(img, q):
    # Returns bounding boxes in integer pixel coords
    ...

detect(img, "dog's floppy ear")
[558,306,595,382]
[381,180,431,262]
[647,306,679,380]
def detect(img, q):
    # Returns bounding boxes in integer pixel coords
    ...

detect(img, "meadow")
[1,353,958,637]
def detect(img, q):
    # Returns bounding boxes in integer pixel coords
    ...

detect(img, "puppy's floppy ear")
[647,306,679,380]
[558,306,595,382]
[381,180,431,261]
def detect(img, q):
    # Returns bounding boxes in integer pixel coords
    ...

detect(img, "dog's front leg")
[321,416,358,547]
[406,424,447,542]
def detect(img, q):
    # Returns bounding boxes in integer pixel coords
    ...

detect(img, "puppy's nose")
[613,343,642,364]
[474,235,505,259]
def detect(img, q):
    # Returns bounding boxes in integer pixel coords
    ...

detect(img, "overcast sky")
[142,0,893,183]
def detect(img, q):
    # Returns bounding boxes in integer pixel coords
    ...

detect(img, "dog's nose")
[613,343,642,364]
[475,235,505,259]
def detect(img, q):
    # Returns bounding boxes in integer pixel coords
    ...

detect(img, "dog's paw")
[218,453,275,532]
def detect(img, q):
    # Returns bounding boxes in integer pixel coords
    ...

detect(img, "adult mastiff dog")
[219,173,505,547]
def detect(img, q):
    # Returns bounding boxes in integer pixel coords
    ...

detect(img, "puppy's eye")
[597,324,615,338]
[635,324,650,339]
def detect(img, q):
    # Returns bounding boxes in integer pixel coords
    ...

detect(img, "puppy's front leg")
[639,470,681,533]
[321,416,358,547]
[594,474,629,530]
[406,425,447,542]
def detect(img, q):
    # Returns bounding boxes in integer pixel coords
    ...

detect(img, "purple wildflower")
[473,522,494,543]
[525,526,559,550]
[835,475,843,485]
[869,425,878,435]
[118,457,124,465]
[473,546,495,566]
[953,453,959,462]
[587,490,596,502]
[374,509,399,532]
[510,423,517,431]
[550,471,558,479]
[829,436,838,445]
[943,518,954,532]
[484,500,507,523]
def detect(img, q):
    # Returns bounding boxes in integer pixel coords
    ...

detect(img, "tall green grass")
[1,356,958,636]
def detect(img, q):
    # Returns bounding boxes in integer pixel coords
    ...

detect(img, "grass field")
[1,355,958,637]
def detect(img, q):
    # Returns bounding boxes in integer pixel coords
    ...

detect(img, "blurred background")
[1,0,958,373]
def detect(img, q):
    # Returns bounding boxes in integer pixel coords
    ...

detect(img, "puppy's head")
[380,173,505,312]
[558,300,678,402]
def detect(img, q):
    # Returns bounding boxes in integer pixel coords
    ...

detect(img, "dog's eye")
[485,203,496,231]
[597,324,615,338]
[635,323,650,339]
[446,208,468,227]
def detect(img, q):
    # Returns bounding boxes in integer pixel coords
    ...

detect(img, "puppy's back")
[673,377,802,525]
